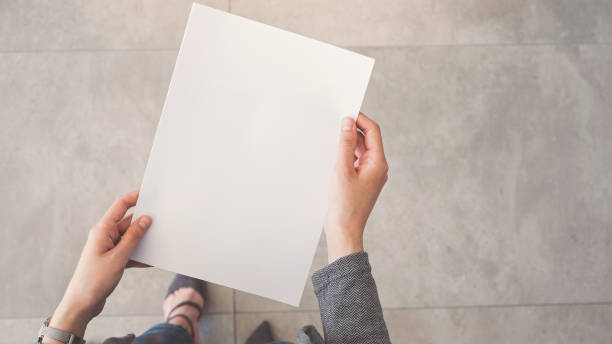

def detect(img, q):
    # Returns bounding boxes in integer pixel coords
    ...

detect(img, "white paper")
[131,3,374,306]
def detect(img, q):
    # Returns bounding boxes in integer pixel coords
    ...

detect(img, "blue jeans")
[131,323,293,344]
[132,323,193,344]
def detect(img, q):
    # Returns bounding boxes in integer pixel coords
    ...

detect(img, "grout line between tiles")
[0,311,234,320]
[344,41,612,49]
[4,301,612,321]
[233,289,237,344]
[380,300,612,312]
[0,41,611,55]
[0,48,180,54]
[231,300,612,315]
[7,300,610,320]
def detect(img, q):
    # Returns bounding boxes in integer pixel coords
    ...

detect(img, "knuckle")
[372,121,381,133]
[89,223,102,236]
[341,132,355,141]
[131,223,146,237]
[340,137,355,148]
[120,195,131,206]
[373,160,389,177]
[382,161,389,174]
[111,197,126,211]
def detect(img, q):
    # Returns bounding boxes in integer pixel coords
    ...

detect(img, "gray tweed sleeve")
[312,252,391,344]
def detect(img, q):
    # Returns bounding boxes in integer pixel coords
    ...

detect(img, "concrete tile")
[2,318,44,344]
[234,233,327,312]
[385,304,612,343]
[231,0,612,46]
[353,44,612,308]
[0,0,228,51]
[235,311,323,344]
[235,304,612,343]
[1,314,234,344]
[196,313,235,344]
[0,51,172,317]
[202,283,235,314]
[0,50,235,317]
[453,0,612,45]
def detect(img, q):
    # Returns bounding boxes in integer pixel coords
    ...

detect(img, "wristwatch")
[37,317,86,344]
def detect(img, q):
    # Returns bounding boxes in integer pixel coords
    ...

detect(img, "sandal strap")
[166,313,195,339]
[166,274,206,301]
[167,301,203,319]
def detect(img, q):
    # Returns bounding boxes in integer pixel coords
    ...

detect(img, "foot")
[163,287,205,344]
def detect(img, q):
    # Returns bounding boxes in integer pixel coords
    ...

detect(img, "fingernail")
[342,117,354,132]
[138,217,151,229]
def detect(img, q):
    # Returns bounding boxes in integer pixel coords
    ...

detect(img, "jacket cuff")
[312,251,371,294]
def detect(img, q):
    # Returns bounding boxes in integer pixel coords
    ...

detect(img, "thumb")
[115,215,151,261]
[337,116,358,174]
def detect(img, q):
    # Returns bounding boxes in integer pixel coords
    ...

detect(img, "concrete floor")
[1,0,612,343]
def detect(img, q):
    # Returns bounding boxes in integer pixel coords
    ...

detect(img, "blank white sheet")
[131,3,374,306]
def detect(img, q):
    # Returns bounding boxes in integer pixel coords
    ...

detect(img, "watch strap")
[38,318,86,344]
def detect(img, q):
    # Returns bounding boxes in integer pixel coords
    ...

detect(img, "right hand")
[46,191,152,340]
[324,113,389,263]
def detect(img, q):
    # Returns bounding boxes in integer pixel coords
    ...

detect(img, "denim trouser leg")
[131,323,194,344]
[125,323,292,344]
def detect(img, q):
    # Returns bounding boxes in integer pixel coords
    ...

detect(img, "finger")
[336,116,358,175]
[87,221,119,254]
[103,190,139,223]
[355,131,366,159]
[356,113,385,157]
[114,215,152,262]
[127,260,151,269]
[117,214,133,234]
[353,132,366,169]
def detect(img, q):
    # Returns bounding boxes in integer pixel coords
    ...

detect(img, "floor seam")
[228,300,612,314]
[0,48,180,54]
[346,42,612,49]
[4,300,612,320]
[0,311,235,320]
[0,41,611,55]
[381,301,612,311]
[233,289,237,344]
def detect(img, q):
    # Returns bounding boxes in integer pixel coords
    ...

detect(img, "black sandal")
[165,274,206,338]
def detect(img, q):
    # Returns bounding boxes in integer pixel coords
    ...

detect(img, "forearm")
[312,252,390,344]
[40,297,93,344]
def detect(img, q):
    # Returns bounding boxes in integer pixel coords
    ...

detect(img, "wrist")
[324,230,364,263]
[48,299,93,338]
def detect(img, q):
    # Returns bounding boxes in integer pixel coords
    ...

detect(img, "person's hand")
[324,113,389,263]
[46,190,151,340]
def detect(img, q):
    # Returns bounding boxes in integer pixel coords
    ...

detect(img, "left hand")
[47,190,151,339]
[324,114,389,262]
